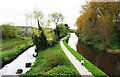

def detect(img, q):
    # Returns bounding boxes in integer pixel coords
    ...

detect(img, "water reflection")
[77,42,120,76]
[0,46,36,76]
[68,33,78,51]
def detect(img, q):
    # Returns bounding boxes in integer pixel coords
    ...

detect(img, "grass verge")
[63,35,109,77]
[21,44,80,77]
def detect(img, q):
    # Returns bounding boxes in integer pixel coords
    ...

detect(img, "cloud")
[0,0,86,29]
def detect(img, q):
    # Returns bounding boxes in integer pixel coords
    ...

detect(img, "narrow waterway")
[68,33,78,51]
[0,46,36,76]
[68,33,120,76]
[77,42,120,76]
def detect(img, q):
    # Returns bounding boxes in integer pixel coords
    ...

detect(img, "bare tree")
[49,12,64,39]
[33,8,44,30]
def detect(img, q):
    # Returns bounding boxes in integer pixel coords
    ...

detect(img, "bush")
[46,66,77,75]
[44,52,66,68]
[43,28,57,46]
[57,24,69,39]
[20,44,80,76]
[32,30,47,51]
[1,24,17,39]
[25,63,32,68]
[40,52,66,72]
[16,69,23,74]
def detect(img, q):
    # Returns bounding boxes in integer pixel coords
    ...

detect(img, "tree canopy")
[33,8,44,30]
[76,2,120,51]
[49,12,64,39]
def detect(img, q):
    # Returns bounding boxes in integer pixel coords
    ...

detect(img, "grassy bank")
[21,44,80,77]
[0,37,33,66]
[78,36,120,54]
[63,36,109,77]
[76,2,120,53]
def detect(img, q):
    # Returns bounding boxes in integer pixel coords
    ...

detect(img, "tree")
[32,29,47,52]
[46,20,51,28]
[32,9,47,52]
[33,8,44,30]
[49,12,64,39]
[43,28,57,46]
[76,2,120,51]
[57,24,69,38]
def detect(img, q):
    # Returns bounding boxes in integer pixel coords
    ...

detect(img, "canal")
[0,46,37,76]
[77,42,120,76]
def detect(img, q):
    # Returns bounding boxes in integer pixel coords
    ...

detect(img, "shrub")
[57,24,69,39]
[32,30,47,52]
[16,69,23,74]
[40,63,52,72]
[40,52,66,72]
[25,63,32,68]
[44,52,66,68]
[46,66,77,75]
[43,28,57,46]
[1,24,17,39]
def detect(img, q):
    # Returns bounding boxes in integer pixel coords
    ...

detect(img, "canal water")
[0,46,36,76]
[68,33,78,51]
[68,33,120,76]
[77,41,120,76]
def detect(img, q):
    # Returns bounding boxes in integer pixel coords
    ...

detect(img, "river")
[0,46,36,76]
[68,33,120,76]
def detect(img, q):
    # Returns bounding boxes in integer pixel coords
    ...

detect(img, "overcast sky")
[0,0,87,29]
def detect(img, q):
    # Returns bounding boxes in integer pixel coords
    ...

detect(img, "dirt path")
[60,36,94,76]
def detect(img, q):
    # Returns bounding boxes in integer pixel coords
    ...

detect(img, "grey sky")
[0,0,87,29]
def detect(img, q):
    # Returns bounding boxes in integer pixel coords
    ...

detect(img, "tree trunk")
[37,19,42,31]
[56,24,59,39]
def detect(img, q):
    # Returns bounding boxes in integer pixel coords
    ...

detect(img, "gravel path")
[60,36,94,77]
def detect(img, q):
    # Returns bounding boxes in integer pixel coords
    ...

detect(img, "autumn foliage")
[76,2,120,51]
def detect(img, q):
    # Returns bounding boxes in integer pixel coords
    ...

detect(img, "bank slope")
[21,44,80,77]
[63,35,109,77]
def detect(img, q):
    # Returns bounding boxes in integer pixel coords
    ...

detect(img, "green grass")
[0,37,33,64]
[63,35,109,77]
[21,44,80,77]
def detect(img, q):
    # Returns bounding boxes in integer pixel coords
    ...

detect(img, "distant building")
[18,26,33,36]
